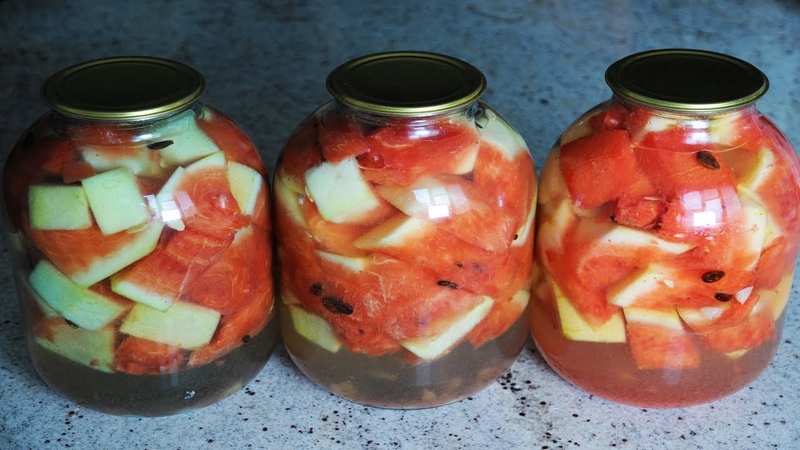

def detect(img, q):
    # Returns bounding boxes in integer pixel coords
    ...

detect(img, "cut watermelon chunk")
[467,288,530,348]
[35,321,117,373]
[197,106,265,174]
[702,303,775,353]
[558,129,637,209]
[376,173,518,251]
[317,108,372,163]
[623,307,699,370]
[304,156,386,224]
[275,117,324,194]
[28,260,131,331]
[173,152,249,237]
[114,336,186,375]
[119,301,221,350]
[357,117,481,187]
[182,225,271,315]
[552,281,626,343]
[353,214,511,298]
[26,217,165,288]
[111,228,232,311]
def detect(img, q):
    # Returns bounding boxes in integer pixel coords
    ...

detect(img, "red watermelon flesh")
[114,336,185,375]
[558,129,638,209]
[702,304,775,353]
[317,109,372,163]
[174,159,249,238]
[625,316,700,370]
[358,118,480,187]
[197,109,265,175]
[471,141,536,220]
[182,225,270,315]
[275,118,324,192]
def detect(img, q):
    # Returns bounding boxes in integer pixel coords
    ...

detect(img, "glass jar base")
[531,307,782,408]
[28,320,279,417]
[282,305,528,409]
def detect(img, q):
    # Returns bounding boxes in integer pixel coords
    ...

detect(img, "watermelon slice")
[623,307,699,370]
[317,108,372,163]
[172,152,249,237]
[467,288,530,348]
[701,302,775,353]
[35,320,117,373]
[376,173,518,251]
[357,116,481,186]
[558,129,638,209]
[197,106,265,174]
[111,228,233,311]
[114,336,186,375]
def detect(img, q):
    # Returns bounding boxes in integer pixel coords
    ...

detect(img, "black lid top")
[326,51,487,117]
[605,49,768,112]
[41,56,206,122]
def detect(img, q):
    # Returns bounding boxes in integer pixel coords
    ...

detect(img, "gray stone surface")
[1,1,798,448]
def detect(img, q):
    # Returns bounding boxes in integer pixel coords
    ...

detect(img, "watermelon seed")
[310,283,323,296]
[696,151,720,170]
[437,280,459,289]
[147,140,174,150]
[322,296,353,315]
[65,319,79,329]
[702,271,726,283]
[714,293,733,302]
[242,335,252,343]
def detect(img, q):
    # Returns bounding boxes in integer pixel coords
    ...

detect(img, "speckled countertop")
[1,1,799,449]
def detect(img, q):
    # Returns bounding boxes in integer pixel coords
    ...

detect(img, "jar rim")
[605,49,768,113]
[41,56,206,122]
[326,51,487,117]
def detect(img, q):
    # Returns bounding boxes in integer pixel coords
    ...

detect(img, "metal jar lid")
[326,51,487,117]
[605,49,768,113]
[41,56,206,122]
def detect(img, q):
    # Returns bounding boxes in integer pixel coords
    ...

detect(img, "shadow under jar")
[274,51,537,409]
[531,49,800,408]
[2,57,277,416]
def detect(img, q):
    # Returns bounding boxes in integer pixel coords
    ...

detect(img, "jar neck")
[330,100,482,127]
[51,102,205,144]
[611,94,756,121]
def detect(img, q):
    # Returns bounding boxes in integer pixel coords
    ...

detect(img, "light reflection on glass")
[411,184,468,219]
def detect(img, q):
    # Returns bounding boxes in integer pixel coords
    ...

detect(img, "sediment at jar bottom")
[530,300,783,408]
[27,320,278,417]
[280,303,528,409]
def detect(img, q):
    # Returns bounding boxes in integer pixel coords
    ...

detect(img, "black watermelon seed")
[702,271,726,283]
[715,293,733,302]
[147,140,174,150]
[322,296,353,315]
[696,151,720,170]
[437,280,459,289]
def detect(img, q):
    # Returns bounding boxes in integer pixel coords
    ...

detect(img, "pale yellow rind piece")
[156,111,222,167]
[81,167,150,235]
[28,185,93,231]
[478,108,528,159]
[554,283,626,343]
[608,263,680,308]
[288,304,342,353]
[227,161,263,215]
[304,156,382,224]
[35,322,116,373]
[401,296,494,360]
[623,307,684,331]
[28,260,129,331]
[119,301,221,350]
[69,219,165,287]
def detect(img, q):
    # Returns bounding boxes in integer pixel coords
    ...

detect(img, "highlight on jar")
[273,51,537,409]
[3,57,276,416]
[530,49,800,408]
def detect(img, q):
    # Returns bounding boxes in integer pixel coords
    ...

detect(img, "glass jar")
[2,57,277,416]
[531,49,800,407]
[274,51,537,408]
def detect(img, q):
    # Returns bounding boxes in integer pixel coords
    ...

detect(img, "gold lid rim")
[41,56,206,122]
[605,48,768,113]
[326,51,487,117]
